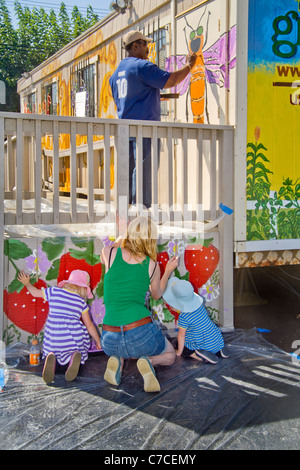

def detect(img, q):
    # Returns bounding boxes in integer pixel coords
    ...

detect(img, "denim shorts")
[101,321,167,359]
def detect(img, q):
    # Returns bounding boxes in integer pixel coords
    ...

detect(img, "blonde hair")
[122,216,158,261]
[62,283,88,300]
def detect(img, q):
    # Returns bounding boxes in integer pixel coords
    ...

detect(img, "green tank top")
[103,247,151,326]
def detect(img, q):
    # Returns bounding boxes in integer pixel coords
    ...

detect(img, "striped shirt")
[178,305,224,354]
[42,287,91,365]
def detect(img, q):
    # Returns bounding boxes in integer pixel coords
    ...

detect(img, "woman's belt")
[102,316,152,332]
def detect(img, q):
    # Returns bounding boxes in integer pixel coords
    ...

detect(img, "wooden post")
[104,123,111,209]
[16,119,23,225]
[35,120,42,224]
[53,120,60,224]
[115,123,129,232]
[0,117,4,341]
[87,122,94,222]
[218,128,234,329]
[136,125,143,207]
[70,121,77,223]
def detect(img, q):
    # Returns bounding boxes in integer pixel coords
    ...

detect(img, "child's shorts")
[101,321,168,359]
[181,346,195,357]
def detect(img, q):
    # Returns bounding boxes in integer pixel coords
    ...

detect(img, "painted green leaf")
[95,264,105,297]
[42,237,65,261]
[45,258,60,281]
[69,240,100,265]
[157,241,169,253]
[4,239,32,260]
[256,152,270,162]
[8,276,24,293]
[71,237,90,248]
[163,308,175,323]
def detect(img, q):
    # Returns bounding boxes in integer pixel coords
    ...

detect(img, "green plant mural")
[247,127,300,240]
[273,178,300,239]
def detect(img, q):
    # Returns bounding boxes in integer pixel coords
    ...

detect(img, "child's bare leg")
[190,352,203,362]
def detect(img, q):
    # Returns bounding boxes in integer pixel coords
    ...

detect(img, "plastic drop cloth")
[1,328,300,450]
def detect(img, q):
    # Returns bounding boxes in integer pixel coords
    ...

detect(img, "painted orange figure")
[183,8,210,123]
[188,26,206,123]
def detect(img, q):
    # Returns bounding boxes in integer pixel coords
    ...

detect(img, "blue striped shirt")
[178,305,224,353]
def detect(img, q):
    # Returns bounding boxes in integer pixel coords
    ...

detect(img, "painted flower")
[102,236,115,247]
[167,239,186,257]
[90,297,106,326]
[199,280,220,303]
[254,126,261,141]
[25,246,52,275]
[152,304,164,322]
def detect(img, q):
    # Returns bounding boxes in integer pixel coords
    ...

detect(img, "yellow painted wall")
[247,65,300,191]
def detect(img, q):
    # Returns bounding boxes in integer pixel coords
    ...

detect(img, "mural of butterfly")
[165,8,236,124]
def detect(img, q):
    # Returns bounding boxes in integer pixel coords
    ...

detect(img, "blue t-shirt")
[178,305,224,354]
[109,57,170,121]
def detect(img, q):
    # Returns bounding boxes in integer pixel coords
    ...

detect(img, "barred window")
[70,61,96,117]
[42,82,58,115]
[23,91,36,114]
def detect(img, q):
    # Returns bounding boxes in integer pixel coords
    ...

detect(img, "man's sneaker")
[217,347,230,358]
[195,349,219,364]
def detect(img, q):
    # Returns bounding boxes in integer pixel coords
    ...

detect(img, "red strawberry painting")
[57,252,102,291]
[165,303,180,322]
[157,251,170,278]
[3,238,103,342]
[4,279,49,335]
[184,243,219,291]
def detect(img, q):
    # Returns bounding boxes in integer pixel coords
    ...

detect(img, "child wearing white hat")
[163,277,229,364]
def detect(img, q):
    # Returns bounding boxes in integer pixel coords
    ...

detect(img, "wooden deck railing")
[0,112,234,333]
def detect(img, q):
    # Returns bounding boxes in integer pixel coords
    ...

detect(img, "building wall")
[246,0,300,243]
[17,0,237,206]
[4,0,233,343]
[17,0,236,126]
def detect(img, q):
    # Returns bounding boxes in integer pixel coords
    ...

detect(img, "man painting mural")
[109,30,196,208]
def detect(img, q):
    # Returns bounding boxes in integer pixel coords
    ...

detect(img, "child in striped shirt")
[163,277,229,364]
[18,269,101,383]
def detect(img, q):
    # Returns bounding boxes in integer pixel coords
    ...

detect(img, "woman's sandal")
[137,356,161,393]
[104,356,122,386]
[65,351,81,381]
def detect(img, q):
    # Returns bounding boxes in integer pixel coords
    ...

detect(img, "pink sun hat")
[58,270,94,299]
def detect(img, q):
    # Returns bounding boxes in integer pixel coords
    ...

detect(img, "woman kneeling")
[101,216,177,393]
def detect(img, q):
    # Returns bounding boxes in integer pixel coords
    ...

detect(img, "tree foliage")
[0,0,100,112]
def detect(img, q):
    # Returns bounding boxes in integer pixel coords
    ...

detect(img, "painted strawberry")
[184,243,219,291]
[4,279,49,335]
[157,251,170,278]
[57,252,102,291]
[165,303,180,322]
